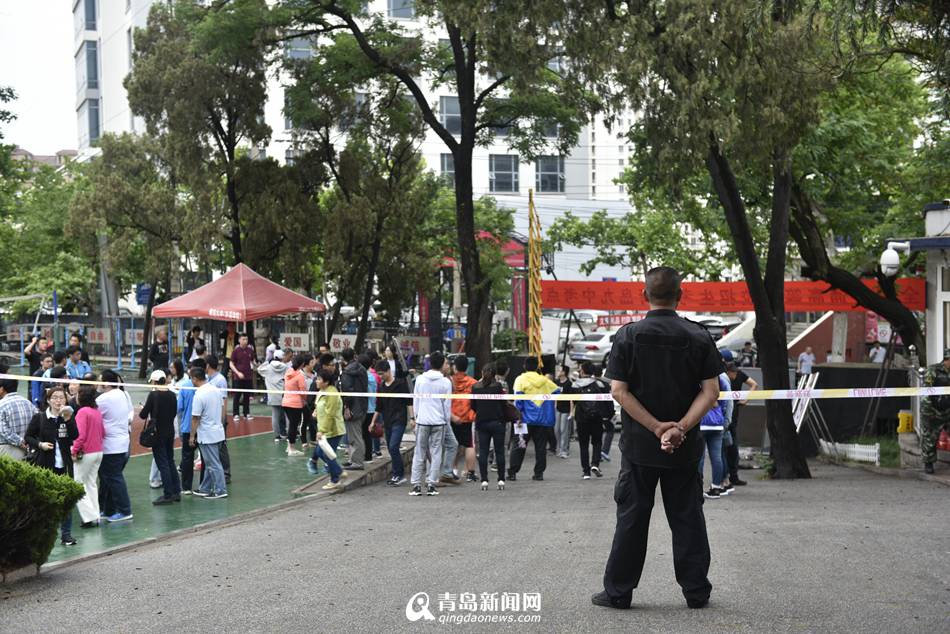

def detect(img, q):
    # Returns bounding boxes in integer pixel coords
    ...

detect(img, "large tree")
[125,0,271,267]
[277,0,600,366]
[578,0,841,478]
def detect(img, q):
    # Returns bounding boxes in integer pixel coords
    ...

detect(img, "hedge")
[0,456,86,572]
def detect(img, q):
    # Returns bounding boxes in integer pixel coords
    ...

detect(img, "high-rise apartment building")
[72,0,634,204]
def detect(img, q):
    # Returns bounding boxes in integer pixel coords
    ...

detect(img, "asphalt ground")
[2,454,949,633]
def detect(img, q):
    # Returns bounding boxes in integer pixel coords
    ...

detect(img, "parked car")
[695,317,742,341]
[569,331,617,366]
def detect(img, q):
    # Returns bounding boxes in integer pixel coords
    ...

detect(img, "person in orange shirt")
[451,356,478,482]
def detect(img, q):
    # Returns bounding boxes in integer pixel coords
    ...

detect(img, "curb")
[40,443,419,577]
[823,456,950,488]
[292,443,415,496]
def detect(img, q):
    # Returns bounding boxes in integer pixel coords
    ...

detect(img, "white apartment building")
[72,0,633,204]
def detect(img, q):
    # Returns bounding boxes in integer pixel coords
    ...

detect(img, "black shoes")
[344,464,365,471]
[925,462,935,474]
[152,496,175,506]
[591,591,630,609]
[687,597,709,609]
[531,474,543,481]
[732,478,748,486]
[507,472,517,481]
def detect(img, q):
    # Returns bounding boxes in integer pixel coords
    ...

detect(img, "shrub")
[493,328,527,352]
[0,457,86,571]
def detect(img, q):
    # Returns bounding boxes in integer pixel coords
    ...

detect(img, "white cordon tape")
[0,373,935,402]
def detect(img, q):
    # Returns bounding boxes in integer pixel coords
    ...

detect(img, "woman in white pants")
[71,386,106,527]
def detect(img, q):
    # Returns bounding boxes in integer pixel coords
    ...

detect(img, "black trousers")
[477,420,506,482]
[576,417,603,475]
[508,425,554,477]
[603,454,712,603]
[284,407,303,444]
[301,406,317,444]
[180,432,199,491]
[725,409,741,481]
[362,413,375,461]
[232,378,252,416]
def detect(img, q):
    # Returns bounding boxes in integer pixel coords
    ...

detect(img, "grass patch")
[848,436,900,469]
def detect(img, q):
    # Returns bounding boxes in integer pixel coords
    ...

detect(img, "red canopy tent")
[153,263,325,321]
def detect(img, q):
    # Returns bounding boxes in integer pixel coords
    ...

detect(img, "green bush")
[0,457,86,571]
[493,328,527,352]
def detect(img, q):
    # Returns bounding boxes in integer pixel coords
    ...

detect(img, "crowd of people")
[0,317,766,549]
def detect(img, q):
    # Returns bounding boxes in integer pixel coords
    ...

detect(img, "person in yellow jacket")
[308,369,347,490]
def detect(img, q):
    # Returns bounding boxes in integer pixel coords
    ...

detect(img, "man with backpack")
[572,361,613,479]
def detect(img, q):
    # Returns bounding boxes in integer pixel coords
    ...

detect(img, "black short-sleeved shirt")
[605,308,724,468]
[139,389,178,441]
[729,370,750,392]
[555,378,572,413]
[377,377,410,428]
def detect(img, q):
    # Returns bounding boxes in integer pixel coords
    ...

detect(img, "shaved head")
[644,266,682,306]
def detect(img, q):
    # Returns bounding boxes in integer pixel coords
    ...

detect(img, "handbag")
[139,421,157,448]
[504,400,521,424]
[368,420,384,438]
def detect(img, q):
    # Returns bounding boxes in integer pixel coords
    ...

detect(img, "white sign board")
[328,334,357,353]
[124,329,145,346]
[280,332,310,351]
[541,317,562,355]
[398,336,430,357]
[85,327,111,346]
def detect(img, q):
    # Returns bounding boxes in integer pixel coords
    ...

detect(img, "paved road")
[3,457,949,633]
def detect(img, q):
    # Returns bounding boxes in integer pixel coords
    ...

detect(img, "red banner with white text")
[541,278,925,313]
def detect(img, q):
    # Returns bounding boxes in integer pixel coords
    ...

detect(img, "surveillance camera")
[880,247,900,277]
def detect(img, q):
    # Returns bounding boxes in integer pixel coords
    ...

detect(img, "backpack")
[575,378,614,422]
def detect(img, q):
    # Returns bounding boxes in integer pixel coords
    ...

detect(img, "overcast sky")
[0,1,76,154]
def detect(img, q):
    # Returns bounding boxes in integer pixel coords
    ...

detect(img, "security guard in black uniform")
[592,266,723,610]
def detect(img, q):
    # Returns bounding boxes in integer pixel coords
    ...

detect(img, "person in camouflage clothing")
[920,349,950,474]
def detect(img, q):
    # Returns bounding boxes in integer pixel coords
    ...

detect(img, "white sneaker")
[321,481,341,491]
[286,447,304,456]
[583,474,591,480]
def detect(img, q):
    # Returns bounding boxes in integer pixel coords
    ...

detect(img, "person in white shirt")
[868,341,887,364]
[96,370,134,522]
[797,346,816,379]
[189,366,227,499]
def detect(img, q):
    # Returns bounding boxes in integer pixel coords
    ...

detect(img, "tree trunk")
[226,170,243,264]
[706,139,811,479]
[326,300,344,342]
[355,224,384,352]
[452,149,493,368]
[138,281,158,379]
[789,182,926,363]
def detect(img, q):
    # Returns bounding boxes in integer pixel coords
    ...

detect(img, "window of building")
[127,28,133,70]
[86,41,99,90]
[126,0,131,12]
[618,183,625,193]
[618,144,624,153]
[84,98,100,145]
[440,153,455,184]
[546,56,563,73]
[339,91,368,131]
[618,158,624,166]
[489,154,519,193]
[535,155,565,193]
[591,185,597,196]
[285,35,313,60]
[388,0,414,18]
[84,0,96,30]
[285,149,300,166]
[440,96,461,135]
[591,131,596,143]
[542,122,559,138]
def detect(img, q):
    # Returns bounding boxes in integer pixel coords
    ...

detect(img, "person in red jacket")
[451,356,478,482]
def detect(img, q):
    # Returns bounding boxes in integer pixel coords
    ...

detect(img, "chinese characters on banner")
[540,278,926,312]
[418,291,429,337]
[124,329,145,346]
[597,313,647,328]
[280,332,310,350]
[398,336,430,357]
[85,328,111,345]
[330,334,357,352]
